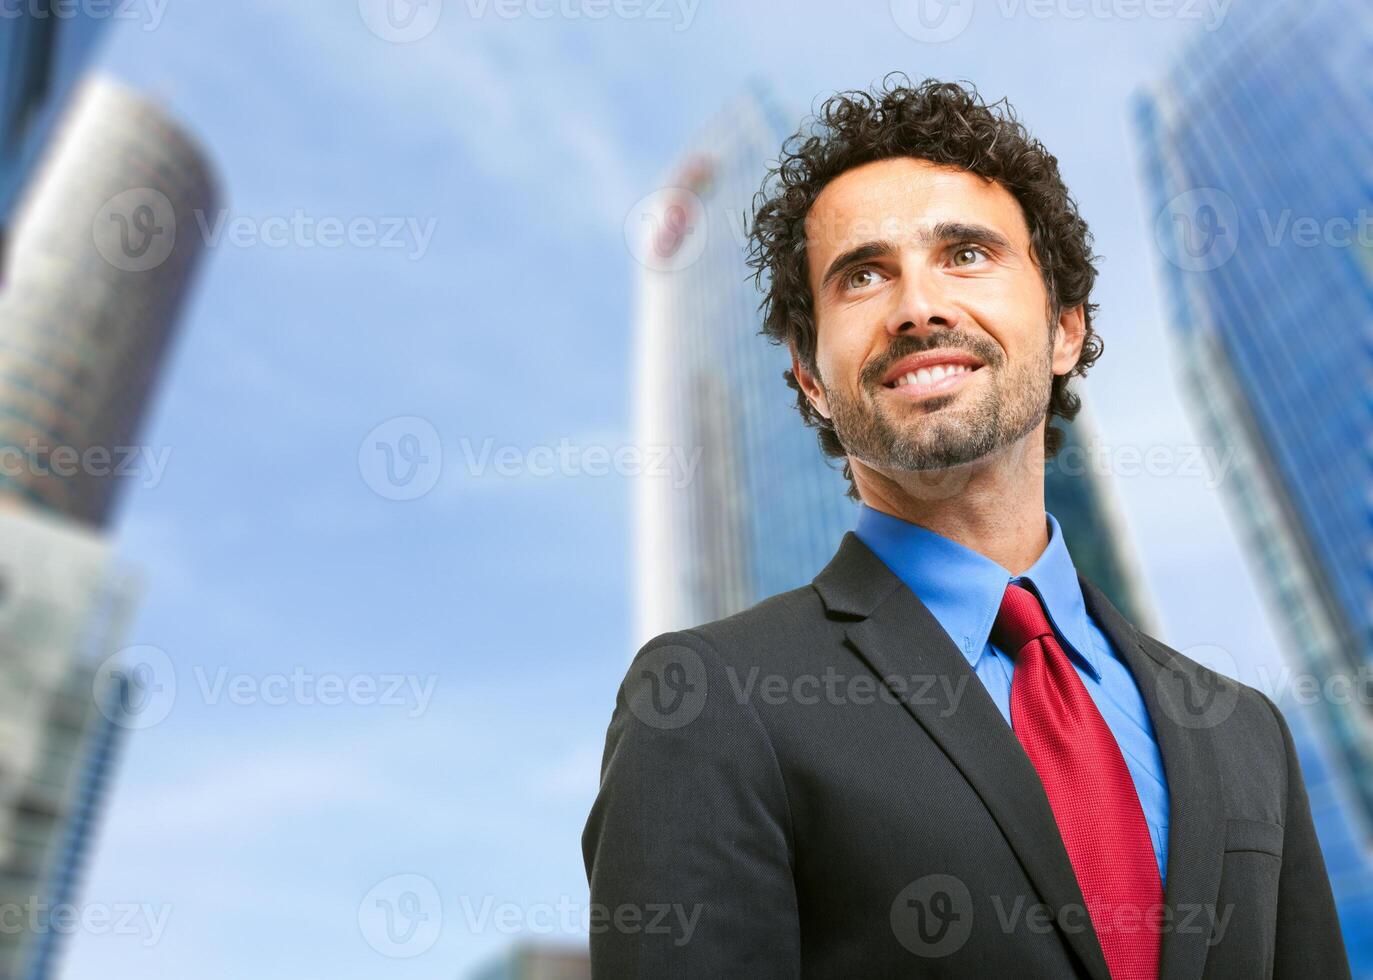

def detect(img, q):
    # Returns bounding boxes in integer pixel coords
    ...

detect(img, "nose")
[884,264,962,338]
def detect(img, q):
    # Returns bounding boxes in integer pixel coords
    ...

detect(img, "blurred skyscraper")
[470,942,590,980]
[0,6,105,281]
[0,76,218,526]
[0,510,136,980]
[1135,0,1373,966]
[631,83,855,643]
[633,82,1158,641]
[1045,407,1159,633]
[0,75,217,978]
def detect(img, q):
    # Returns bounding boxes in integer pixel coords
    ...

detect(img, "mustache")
[861,333,997,387]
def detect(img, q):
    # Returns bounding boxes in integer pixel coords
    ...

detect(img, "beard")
[821,326,1056,474]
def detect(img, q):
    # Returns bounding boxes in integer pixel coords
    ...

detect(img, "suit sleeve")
[1261,692,1351,979]
[581,630,800,978]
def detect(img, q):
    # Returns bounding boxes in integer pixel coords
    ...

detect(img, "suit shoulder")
[641,583,834,671]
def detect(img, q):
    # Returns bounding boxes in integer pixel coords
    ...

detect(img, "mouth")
[880,350,985,402]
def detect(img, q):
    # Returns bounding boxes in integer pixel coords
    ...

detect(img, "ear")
[791,346,831,420]
[1051,303,1086,377]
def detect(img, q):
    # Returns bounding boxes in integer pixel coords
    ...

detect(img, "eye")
[951,245,989,267]
[844,266,884,291]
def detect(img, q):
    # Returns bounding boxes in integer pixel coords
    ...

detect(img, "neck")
[852,431,1049,575]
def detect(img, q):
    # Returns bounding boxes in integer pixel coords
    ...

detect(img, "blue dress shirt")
[854,503,1170,884]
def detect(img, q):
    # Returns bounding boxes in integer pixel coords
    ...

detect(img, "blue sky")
[61,1,1299,976]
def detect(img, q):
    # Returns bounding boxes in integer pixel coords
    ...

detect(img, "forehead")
[804,156,1030,261]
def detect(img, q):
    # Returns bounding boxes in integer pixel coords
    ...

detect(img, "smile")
[883,362,982,400]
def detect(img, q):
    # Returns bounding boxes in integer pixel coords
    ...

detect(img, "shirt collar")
[852,503,1100,678]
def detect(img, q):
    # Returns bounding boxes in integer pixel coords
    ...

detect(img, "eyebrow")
[817,221,1015,292]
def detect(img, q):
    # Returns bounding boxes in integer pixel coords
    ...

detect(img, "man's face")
[795,157,1083,477]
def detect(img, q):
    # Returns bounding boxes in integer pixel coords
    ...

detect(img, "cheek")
[812,317,861,387]
[818,338,870,395]
[959,279,1050,357]
[961,275,1033,318]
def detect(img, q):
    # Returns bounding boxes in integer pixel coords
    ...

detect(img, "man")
[582,76,1347,978]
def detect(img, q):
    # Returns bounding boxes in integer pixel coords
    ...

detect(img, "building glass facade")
[0,508,136,980]
[0,75,216,978]
[0,8,104,279]
[1135,0,1373,966]
[0,76,218,526]
[470,943,590,980]
[631,83,856,642]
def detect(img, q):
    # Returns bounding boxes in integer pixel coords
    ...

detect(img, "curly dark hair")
[745,74,1103,499]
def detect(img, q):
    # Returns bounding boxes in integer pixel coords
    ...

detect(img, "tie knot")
[991,581,1056,656]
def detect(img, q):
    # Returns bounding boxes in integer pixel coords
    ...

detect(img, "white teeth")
[892,364,972,387]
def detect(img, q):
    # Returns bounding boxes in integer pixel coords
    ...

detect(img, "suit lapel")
[815,533,1113,980]
[1078,574,1225,980]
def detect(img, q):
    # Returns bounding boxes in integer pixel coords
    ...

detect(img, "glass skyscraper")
[470,943,590,980]
[631,83,856,643]
[633,83,1158,642]
[0,75,219,526]
[0,508,136,980]
[1135,0,1373,967]
[0,75,217,979]
[0,7,105,280]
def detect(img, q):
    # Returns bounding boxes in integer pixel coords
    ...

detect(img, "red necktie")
[992,581,1163,980]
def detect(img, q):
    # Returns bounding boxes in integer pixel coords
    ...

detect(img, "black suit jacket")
[583,532,1350,978]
